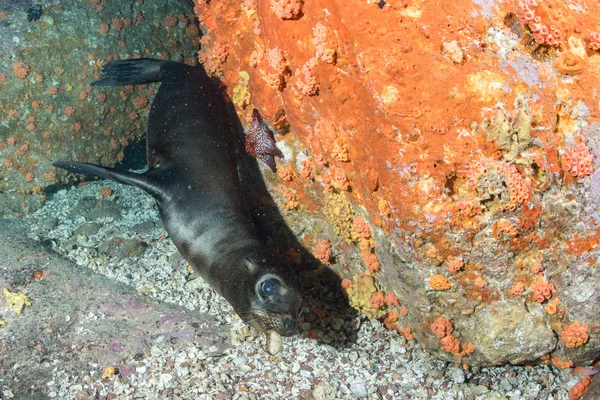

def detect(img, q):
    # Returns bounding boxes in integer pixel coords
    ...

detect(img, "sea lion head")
[225,247,303,336]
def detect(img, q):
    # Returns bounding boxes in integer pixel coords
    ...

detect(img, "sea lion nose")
[285,318,296,334]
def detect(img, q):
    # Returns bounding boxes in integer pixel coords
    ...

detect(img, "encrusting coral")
[563,143,594,179]
[429,274,452,291]
[561,322,589,349]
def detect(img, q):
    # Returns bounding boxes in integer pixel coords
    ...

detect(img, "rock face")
[0,0,199,217]
[192,0,600,366]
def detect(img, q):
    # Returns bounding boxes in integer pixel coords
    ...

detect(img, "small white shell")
[267,330,283,355]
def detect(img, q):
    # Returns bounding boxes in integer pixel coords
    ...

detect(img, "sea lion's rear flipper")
[91,59,173,86]
[53,161,169,201]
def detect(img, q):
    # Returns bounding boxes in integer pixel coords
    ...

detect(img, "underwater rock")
[194,0,600,365]
[0,0,198,215]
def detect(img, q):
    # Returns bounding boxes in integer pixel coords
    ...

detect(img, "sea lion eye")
[260,279,278,296]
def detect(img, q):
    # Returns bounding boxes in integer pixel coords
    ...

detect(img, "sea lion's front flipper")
[53,161,170,201]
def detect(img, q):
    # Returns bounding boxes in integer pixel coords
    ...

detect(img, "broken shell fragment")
[267,330,283,355]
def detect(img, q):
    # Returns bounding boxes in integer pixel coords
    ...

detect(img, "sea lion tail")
[53,161,168,200]
[91,59,172,86]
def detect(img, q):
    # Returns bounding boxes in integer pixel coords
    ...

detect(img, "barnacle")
[554,51,585,75]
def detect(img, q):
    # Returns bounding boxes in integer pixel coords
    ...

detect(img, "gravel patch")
[12,178,582,399]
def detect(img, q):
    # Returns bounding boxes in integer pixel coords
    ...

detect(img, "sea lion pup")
[53,59,303,337]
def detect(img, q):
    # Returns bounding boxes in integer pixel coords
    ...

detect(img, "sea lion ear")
[245,258,258,273]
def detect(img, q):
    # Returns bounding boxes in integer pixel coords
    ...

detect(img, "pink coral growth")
[313,23,337,64]
[295,58,319,96]
[468,159,531,212]
[561,321,589,349]
[447,258,464,274]
[266,47,288,74]
[369,291,385,309]
[589,31,600,51]
[431,317,453,339]
[509,282,524,297]
[353,217,372,239]
[564,142,594,179]
[270,0,302,20]
[313,238,332,265]
[530,277,554,303]
[516,0,562,46]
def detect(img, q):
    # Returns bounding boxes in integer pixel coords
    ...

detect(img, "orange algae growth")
[332,167,350,192]
[384,291,398,306]
[277,164,294,181]
[98,188,113,197]
[313,238,332,265]
[280,188,298,210]
[369,291,385,309]
[561,322,589,349]
[530,277,554,303]
[360,250,379,273]
[568,376,591,400]
[429,274,452,291]
[431,317,453,339]
[331,139,349,162]
[551,357,574,369]
[432,317,474,357]
[12,62,29,79]
[563,143,594,179]
[300,158,315,180]
[383,310,398,329]
[473,276,486,289]
[270,0,302,20]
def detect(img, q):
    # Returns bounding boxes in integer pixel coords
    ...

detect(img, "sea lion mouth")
[250,310,298,337]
